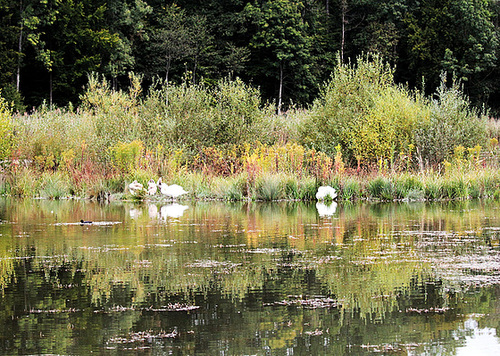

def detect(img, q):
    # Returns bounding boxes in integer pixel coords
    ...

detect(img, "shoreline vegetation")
[1,56,500,203]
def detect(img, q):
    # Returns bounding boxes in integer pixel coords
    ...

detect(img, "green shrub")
[367,177,391,199]
[10,168,38,197]
[297,177,317,200]
[414,75,488,168]
[424,177,443,200]
[442,177,468,199]
[39,172,70,199]
[405,188,425,201]
[0,94,14,161]
[81,73,142,155]
[139,77,271,155]
[110,140,144,175]
[393,174,424,199]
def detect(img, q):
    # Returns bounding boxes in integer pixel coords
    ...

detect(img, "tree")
[403,0,498,102]
[105,0,152,89]
[0,0,23,108]
[245,0,311,113]
[152,4,191,85]
[21,0,60,105]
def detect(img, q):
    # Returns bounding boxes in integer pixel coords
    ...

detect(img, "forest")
[1,0,500,113]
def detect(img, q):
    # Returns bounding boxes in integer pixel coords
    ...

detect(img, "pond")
[0,198,499,355]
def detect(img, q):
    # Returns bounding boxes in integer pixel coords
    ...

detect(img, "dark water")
[0,198,499,355]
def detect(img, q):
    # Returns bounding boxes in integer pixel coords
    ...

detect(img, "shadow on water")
[0,198,500,354]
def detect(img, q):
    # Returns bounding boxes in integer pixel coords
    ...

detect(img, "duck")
[316,185,337,201]
[147,179,157,195]
[80,219,92,225]
[157,177,189,199]
[128,180,144,195]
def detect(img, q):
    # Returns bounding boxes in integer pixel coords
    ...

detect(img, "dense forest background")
[1,0,499,114]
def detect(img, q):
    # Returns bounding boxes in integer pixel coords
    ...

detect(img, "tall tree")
[105,0,151,89]
[22,0,60,104]
[0,0,21,104]
[403,0,498,101]
[152,3,191,85]
[245,0,311,113]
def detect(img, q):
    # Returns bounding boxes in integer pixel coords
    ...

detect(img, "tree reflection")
[0,198,499,354]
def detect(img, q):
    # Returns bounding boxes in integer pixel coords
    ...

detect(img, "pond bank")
[2,166,500,202]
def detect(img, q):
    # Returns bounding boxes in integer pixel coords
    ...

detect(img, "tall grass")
[1,62,498,202]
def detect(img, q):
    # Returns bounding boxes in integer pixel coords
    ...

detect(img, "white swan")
[128,180,144,195]
[147,179,157,195]
[316,186,337,200]
[157,177,189,199]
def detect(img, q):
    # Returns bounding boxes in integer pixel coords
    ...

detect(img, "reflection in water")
[148,203,158,218]
[0,199,500,354]
[456,319,500,356]
[160,203,189,219]
[129,207,142,219]
[316,201,337,216]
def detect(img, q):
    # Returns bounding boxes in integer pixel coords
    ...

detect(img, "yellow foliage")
[110,140,144,174]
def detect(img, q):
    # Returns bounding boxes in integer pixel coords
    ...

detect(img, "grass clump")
[39,172,71,199]
[340,178,361,200]
[256,175,284,201]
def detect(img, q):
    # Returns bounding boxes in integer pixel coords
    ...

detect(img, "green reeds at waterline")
[4,166,500,202]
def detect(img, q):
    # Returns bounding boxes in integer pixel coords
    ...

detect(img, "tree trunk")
[17,0,23,91]
[278,62,283,115]
[341,0,347,63]
[49,71,53,106]
[165,56,171,85]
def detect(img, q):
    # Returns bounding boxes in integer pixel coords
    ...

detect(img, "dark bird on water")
[80,219,92,225]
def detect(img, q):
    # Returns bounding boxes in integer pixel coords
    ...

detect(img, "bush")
[80,73,142,156]
[414,75,488,168]
[302,54,396,164]
[110,140,144,175]
[139,77,271,155]
[0,94,15,161]
[340,178,361,200]
[39,172,71,199]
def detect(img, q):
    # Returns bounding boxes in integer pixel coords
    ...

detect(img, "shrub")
[39,172,71,199]
[414,75,488,168]
[80,73,142,156]
[302,54,395,164]
[110,140,144,175]
[340,178,361,200]
[367,176,391,199]
[0,94,14,161]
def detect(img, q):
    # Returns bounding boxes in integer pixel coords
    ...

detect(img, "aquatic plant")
[256,174,284,201]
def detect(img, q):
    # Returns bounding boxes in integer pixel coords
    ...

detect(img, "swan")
[157,177,189,199]
[147,179,157,195]
[128,180,144,195]
[316,186,337,201]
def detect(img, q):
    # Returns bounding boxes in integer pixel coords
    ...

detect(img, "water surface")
[0,198,499,355]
